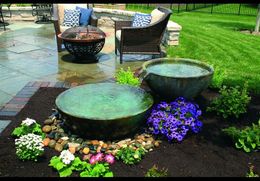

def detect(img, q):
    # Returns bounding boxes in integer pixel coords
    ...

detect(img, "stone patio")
[0,21,156,109]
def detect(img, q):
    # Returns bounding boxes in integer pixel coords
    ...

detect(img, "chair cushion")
[60,25,71,33]
[131,13,152,27]
[150,8,165,24]
[116,30,121,40]
[76,6,93,26]
[62,9,81,27]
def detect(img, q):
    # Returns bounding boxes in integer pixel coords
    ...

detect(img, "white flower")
[21,118,36,126]
[59,150,75,165]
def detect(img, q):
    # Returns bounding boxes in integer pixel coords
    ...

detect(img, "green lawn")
[126,5,260,94]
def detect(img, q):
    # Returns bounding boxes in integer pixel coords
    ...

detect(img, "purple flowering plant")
[147,97,203,142]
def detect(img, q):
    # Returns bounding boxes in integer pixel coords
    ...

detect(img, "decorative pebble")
[61,136,69,141]
[154,141,160,147]
[44,118,54,125]
[42,138,50,147]
[91,140,99,145]
[82,147,90,154]
[42,125,52,133]
[55,143,63,152]
[102,143,108,149]
[97,146,102,153]
[68,142,80,149]
[48,139,56,148]
[69,146,76,154]
[61,140,69,147]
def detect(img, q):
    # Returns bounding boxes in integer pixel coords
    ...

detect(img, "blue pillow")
[76,6,93,26]
[132,13,152,27]
[63,9,81,27]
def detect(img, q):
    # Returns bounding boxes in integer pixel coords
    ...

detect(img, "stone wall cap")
[167,21,182,31]
[93,8,135,16]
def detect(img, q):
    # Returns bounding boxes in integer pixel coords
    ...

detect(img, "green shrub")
[145,165,168,177]
[207,82,251,119]
[115,67,141,87]
[116,145,145,165]
[222,120,260,153]
[209,66,226,89]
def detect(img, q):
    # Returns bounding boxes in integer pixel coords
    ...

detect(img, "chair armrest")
[90,12,98,27]
[114,20,132,32]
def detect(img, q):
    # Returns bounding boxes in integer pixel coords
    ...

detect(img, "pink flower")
[104,154,115,164]
[95,153,104,162]
[89,156,97,165]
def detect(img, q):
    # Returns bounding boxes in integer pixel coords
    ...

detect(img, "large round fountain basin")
[55,83,153,140]
[141,58,214,99]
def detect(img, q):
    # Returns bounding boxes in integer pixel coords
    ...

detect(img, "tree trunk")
[255,4,260,32]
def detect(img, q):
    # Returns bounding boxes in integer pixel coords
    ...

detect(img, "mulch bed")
[0,87,259,177]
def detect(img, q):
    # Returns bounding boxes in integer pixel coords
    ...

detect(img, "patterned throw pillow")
[131,13,152,27]
[63,9,81,27]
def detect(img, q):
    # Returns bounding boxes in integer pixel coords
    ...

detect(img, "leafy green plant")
[116,145,145,165]
[115,67,141,87]
[209,66,226,89]
[207,82,251,119]
[80,163,113,177]
[246,164,259,177]
[49,151,88,177]
[49,150,113,177]
[222,120,260,153]
[145,165,168,177]
[15,133,44,161]
[12,118,45,138]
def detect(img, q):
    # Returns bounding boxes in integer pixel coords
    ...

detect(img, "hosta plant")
[15,133,44,161]
[207,83,251,119]
[116,145,146,165]
[147,97,203,142]
[222,120,260,153]
[115,67,141,87]
[12,118,45,138]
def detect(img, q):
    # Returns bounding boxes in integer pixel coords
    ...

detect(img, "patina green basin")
[55,83,153,140]
[140,58,214,99]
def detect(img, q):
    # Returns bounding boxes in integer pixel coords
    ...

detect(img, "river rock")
[44,118,54,125]
[68,142,80,149]
[42,125,52,133]
[61,136,69,141]
[97,146,102,153]
[61,140,69,147]
[48,139,56,148]
[69,146,76,154]
[82,147,90,154]
[154,141,160,147]
[55,143,63,152]
[91,140,99,145]
[42,138,50,146]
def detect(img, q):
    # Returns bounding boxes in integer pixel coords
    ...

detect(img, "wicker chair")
[52,4,98,52]
[114,7,172,64]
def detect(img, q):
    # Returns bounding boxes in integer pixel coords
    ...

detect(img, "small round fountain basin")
[55,83,153,140]
[141,58,214,99]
